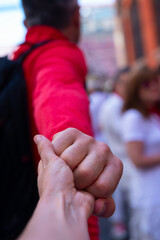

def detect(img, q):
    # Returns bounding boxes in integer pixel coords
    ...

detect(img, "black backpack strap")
[17,40,52,63]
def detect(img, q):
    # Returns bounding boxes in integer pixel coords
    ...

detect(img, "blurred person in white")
[99,67,132,240]
[88,77,109,142]
[122,68,160,240]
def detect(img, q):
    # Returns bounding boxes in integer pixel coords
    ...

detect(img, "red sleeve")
[32,43,93,140]
[31,42,99,240]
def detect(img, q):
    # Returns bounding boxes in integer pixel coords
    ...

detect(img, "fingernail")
[34,135,43,144]
[98,202,109,217]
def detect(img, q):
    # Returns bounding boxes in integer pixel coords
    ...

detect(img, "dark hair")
[21,0,77,30]
[112,66,130,91]
[122,68,158,117]
[114,66,130,82]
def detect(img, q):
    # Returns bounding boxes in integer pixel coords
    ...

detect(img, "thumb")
[34,135,60,168]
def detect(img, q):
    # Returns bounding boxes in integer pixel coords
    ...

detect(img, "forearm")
[133,154,160,168]
[128,151,160,168]
[18,193,90,240]
[126,142,160,168]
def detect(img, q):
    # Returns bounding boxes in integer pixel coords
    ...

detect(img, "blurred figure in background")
[99,67,132,240]
[122,68,160,240]
[88,77,110,142]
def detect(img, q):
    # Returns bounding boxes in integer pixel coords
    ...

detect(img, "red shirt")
[13,25,99,239]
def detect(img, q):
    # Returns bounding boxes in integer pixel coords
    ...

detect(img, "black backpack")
[0,42,49,240]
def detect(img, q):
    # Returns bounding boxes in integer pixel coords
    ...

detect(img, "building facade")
[116,0,160,69]
[79,3,118,81]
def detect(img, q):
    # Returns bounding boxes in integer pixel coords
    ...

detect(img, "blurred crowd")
[88,66,160,240]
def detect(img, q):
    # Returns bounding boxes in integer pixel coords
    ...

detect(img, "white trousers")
[129,206,160,240]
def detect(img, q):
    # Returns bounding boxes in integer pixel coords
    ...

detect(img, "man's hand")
[35,135,94,220]
[52,128,123,218]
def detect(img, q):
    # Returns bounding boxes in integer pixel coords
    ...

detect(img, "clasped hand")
[35,128,123,219]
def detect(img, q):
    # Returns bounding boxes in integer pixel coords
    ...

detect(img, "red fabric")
[13,25,99,240]
[150,106,160,116]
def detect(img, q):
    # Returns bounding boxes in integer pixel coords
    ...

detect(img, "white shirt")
[123,109,160,209]
[99,93,133,188]
[89,91,109,142]
[99,93,124,157]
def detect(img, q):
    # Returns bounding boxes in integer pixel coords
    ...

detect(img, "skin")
[125,78,160,168]
[115,72,130,99]
[126,141,160,168]
[18,135,92,240]
[139,78,160,107]
[52,128,122,217]
[18,132,122,240]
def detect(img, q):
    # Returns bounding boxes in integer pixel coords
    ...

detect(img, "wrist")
[39,191,90,240]
[40,190,87,222]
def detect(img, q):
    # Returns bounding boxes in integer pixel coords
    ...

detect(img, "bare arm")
[126,141,160,168]
[18,194,91,240]
[18,129,123,240]
[18,135,93,240]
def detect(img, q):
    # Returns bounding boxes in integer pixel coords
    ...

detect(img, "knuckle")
[68,127,78,133]
[113,157,123,176]
[75,133,95,149]
[94,142,109,163]
[87,135,95,144]
[78,166,92,181]
[64,127,79,135]
[98,142,109,155]
[66,128,83,141]
[60,154,75,170]
[95,181,112,197]
[82,135,95,146]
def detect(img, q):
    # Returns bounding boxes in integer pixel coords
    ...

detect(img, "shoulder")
[122,109,146,141]
[101,94,123,114]
[123,109,143,122]
[108,94,123,106]
[41,40,85,62]
[35,40,87,76]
